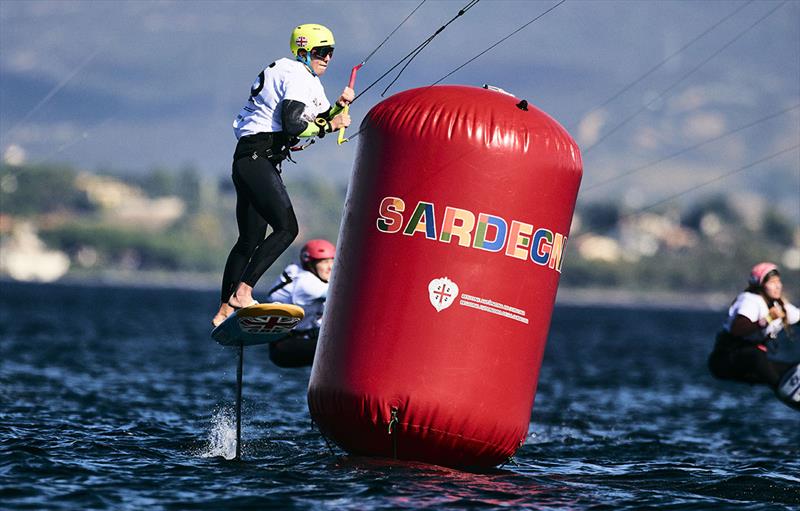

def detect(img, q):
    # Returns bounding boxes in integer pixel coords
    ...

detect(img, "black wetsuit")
[708,330,795,388]
[219,132,298,302]
[269,329,319,368]
[219,99,328,303]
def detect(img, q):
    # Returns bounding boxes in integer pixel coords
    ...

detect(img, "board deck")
[211,303,304,346]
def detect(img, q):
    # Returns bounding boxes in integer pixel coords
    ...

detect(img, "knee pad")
[776,363,800,411]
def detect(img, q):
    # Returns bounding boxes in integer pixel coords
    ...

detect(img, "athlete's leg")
[222,169,269,301]
[213,165,269,326]
[269,330,318,368]
[727,344,793,388]
[230,156,299,306]
[761,358,795,389]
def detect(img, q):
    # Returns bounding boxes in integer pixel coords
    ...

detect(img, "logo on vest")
[428,277,459,312]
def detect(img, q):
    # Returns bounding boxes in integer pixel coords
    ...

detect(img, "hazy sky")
[1,0,798,217]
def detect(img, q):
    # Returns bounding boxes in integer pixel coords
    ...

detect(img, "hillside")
[0,162,797,299]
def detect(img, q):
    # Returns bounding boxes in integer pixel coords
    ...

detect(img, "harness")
[234,132,296,171]
[267,270,294,297]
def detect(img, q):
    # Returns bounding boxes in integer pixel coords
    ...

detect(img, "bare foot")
[229,283,257,309]
[211,303,235,327]
[228,296,258,309]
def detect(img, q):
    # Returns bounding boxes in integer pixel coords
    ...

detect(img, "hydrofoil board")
[776,362,800,412]
[211,303,304,346]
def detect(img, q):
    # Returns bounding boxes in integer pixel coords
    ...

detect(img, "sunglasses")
[311,46,334,59]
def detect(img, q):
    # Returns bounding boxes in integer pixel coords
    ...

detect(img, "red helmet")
[749,262,779,286]
[300,239,335,264]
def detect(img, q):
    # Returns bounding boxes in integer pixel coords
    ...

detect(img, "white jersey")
[233,58,331,139]
[724,291,800,341]
[267,264,328,332]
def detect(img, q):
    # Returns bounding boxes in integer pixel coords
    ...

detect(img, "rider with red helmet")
[267,239,336,367]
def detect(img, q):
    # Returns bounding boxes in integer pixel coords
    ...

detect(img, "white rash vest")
[267,264,328,332]
[233,58,331,139]
[724,291,800,341]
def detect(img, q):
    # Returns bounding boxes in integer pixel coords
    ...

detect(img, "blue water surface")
[1,281,798,510]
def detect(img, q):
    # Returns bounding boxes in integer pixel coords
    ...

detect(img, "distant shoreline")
[555,287,729,311]
[2,272,731,311]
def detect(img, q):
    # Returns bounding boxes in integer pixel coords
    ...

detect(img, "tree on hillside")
[0,164,94,216]
[681,195,741,232]
[762,209,795,245]
[578,201,621,234]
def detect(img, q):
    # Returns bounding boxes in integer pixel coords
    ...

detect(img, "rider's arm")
[730,314,761,337]
[281,99,326,138]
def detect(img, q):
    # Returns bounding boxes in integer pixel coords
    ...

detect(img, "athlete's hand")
[337,87,355,106]
[330,112,351,130]
[768,304,785,321]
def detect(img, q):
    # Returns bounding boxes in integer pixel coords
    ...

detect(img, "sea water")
[1,281,798,510]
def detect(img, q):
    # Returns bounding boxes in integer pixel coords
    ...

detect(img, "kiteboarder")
[212,24,353,327]
[708,262,800,408]
[266,239,335,367]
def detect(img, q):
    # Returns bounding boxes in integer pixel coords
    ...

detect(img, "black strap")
[267,271,293,297]
[314,117,330,138]
[233,132,292,168]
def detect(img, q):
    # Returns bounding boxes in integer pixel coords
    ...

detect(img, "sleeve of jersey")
[291,273,329,307]
[734,293,762,323]
[281,100,334,138]
[279,100,314,137]
[321,102,345,120]
[785,302,800,325]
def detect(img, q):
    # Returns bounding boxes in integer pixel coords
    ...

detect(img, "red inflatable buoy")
[308,85,582,468]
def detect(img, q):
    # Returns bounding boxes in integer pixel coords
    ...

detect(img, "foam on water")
[197,406,238,460]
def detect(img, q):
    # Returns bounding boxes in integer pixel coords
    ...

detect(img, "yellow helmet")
[290,24,335,57]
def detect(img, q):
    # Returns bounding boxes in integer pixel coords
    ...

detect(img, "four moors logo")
[375,196,567,273]
[428,277,459,312]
